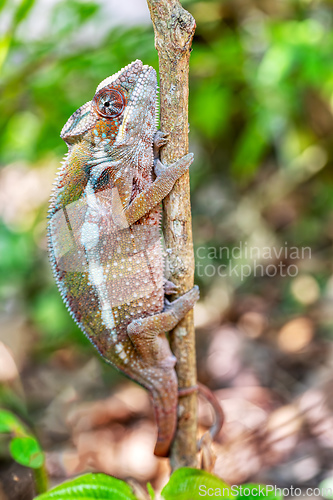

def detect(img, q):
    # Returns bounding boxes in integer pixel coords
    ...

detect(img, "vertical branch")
[146,0,197,469]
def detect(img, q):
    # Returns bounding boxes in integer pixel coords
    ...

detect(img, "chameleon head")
[60,60,157,150]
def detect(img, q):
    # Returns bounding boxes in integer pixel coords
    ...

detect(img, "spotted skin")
[48,60,198,457]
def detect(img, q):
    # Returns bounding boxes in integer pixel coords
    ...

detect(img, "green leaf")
[0,409,28,435]
[35,473,138,499]
[0,410,45,470]
[147,482,155,499]
[236,484,283,500]
[319,478,333,499]
[10,436,44,469]
[161,468,233,500]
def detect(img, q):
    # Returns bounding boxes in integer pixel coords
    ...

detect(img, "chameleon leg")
[127,286,199,457]
[124,153,194,226]
[127,285,199,344]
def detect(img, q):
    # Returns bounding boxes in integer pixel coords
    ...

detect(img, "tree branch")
[146,0,197,469]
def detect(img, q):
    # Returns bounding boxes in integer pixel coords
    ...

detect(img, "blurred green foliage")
[0,409,44,469]
[1,0,333,361]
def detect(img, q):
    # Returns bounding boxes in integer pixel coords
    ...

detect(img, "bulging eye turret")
[93,88,125,118]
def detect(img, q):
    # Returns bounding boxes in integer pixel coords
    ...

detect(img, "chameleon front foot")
[125,153,194,226]
[153,152,194,179]
[153,130,169,158]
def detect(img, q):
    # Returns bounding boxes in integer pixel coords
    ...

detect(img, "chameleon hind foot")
[127,286,199,366]
[127,285,199,343]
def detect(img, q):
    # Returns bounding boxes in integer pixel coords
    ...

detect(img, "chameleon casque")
[48,60,199,457]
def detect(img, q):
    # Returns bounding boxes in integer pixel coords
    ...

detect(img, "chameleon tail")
[151,367,178,457]
[127,286,200,456]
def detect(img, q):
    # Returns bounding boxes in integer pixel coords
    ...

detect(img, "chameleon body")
[48,60,199,457]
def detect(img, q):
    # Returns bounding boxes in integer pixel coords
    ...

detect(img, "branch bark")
[146,0,197,469]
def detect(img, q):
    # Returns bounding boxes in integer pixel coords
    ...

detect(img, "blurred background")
[1,0,333,496]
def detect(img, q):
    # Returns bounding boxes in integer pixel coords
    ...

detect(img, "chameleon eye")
[93,89,125,118]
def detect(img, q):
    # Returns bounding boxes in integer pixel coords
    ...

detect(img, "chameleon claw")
[153,152,194,179]
[164,279,179,295]
[164,297,172,308]
[153,158,168,177]
[153,130,169,159]
[153,130,169,149]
